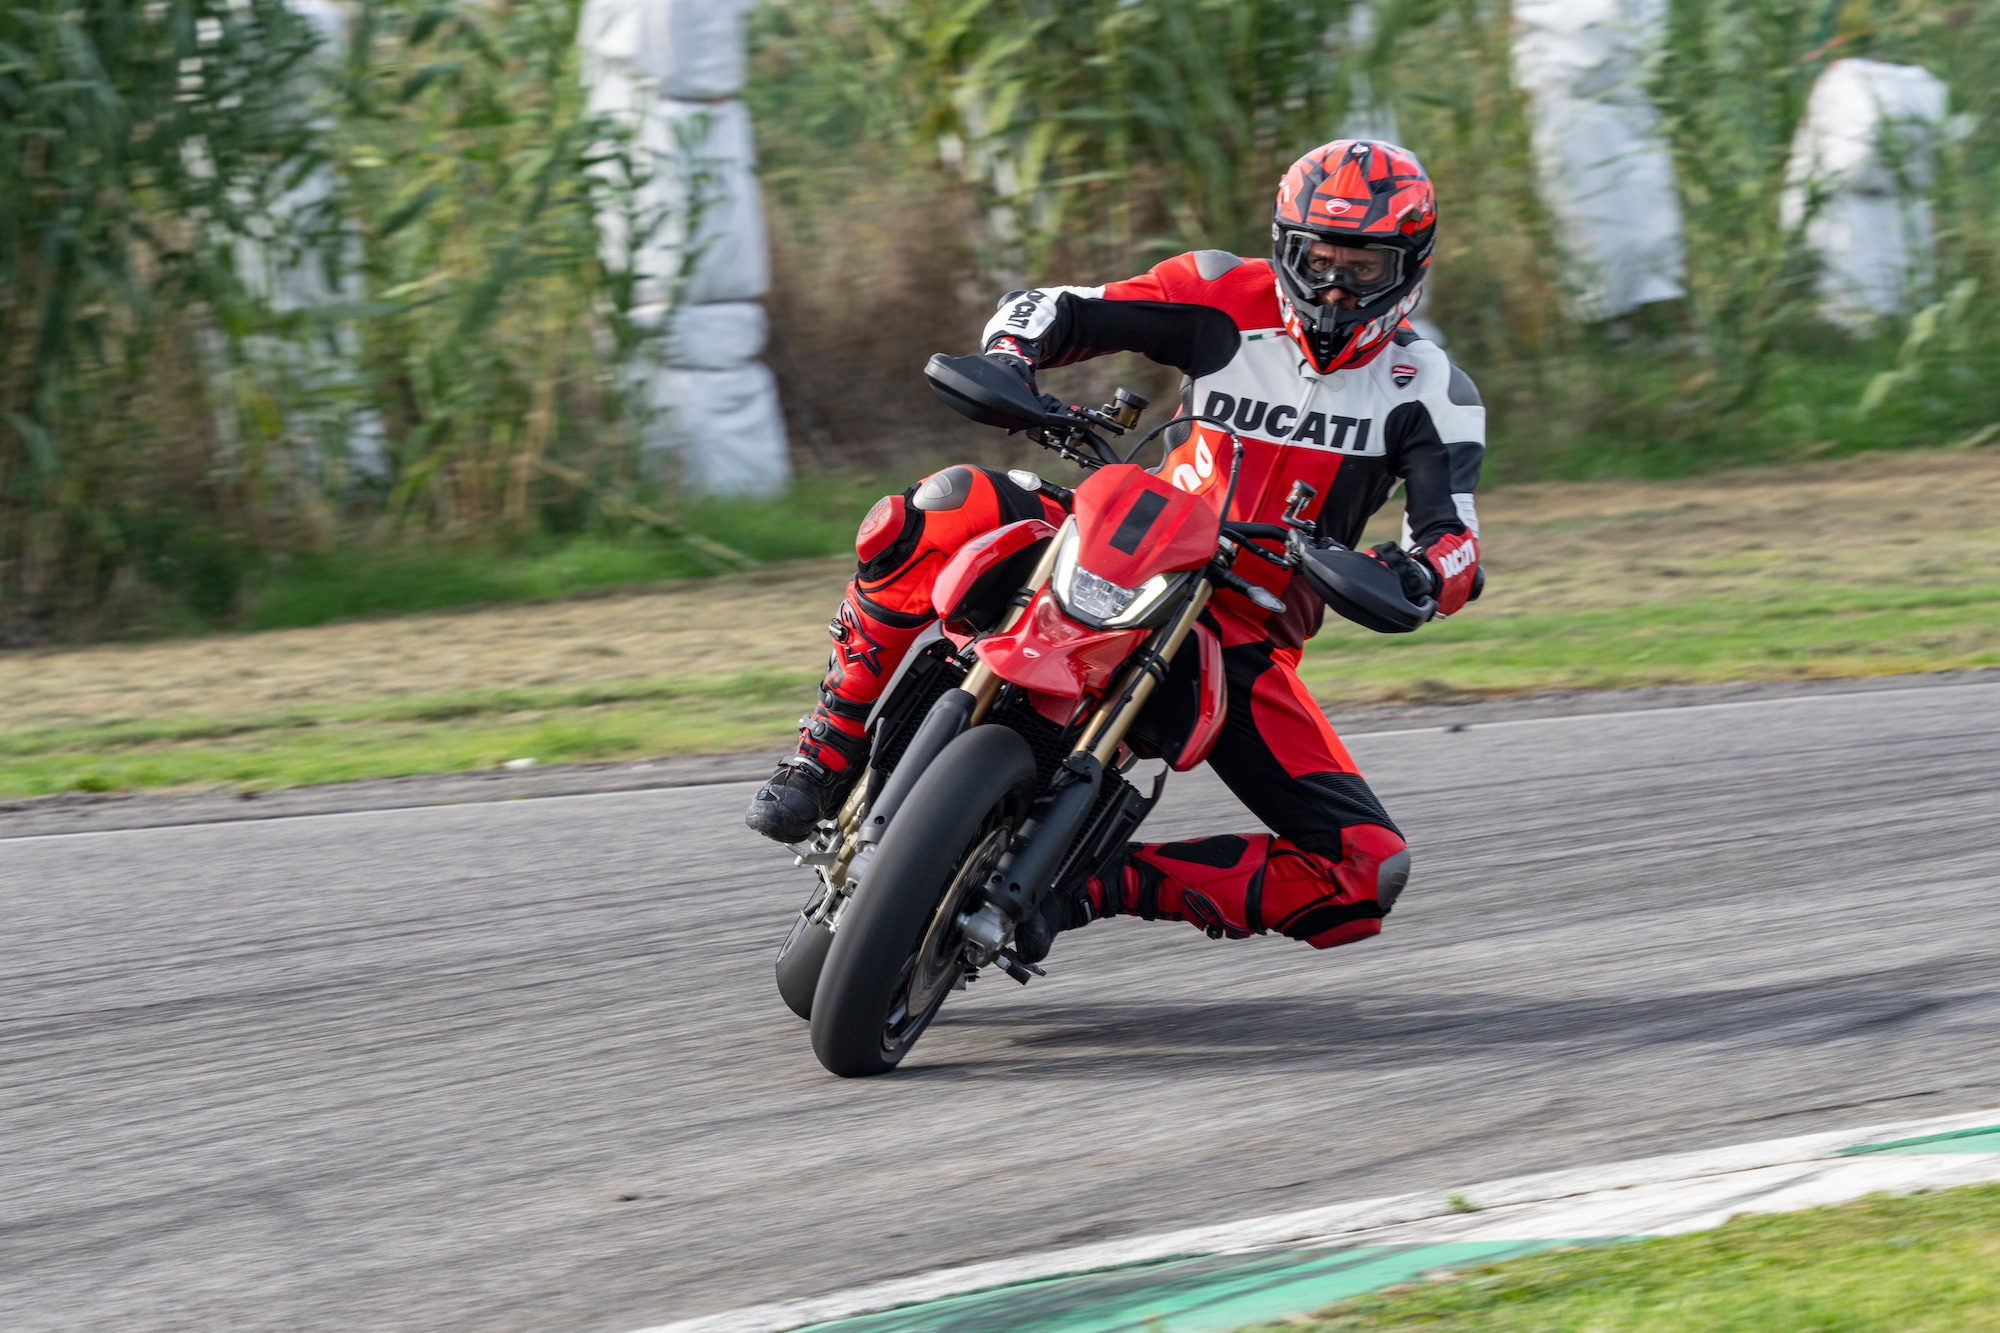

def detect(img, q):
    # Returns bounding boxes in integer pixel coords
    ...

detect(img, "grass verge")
[1,672,819,795]
[238,478,880,632]
[2,447,1996,797]
[1255,1182,2000,1332]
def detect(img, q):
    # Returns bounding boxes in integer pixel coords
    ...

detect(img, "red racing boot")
[745,583,931,844]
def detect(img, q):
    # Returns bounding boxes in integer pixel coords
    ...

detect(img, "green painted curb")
[1839,1124,2000,1156]
[792,1239,1610,1333]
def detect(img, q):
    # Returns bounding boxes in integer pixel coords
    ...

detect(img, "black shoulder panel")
[1392,326,1420,346]
[1448,365,1482,407]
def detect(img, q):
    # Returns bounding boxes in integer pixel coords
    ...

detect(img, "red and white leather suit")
[813,249,1485,950]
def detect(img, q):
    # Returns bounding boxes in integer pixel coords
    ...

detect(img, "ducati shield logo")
[1392,363,1418,388]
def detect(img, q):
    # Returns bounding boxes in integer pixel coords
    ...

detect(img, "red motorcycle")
[775,354,1436,1076]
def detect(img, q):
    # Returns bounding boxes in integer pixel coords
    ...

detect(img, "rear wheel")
[808,726,1037,1077]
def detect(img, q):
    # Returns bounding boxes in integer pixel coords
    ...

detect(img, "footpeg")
[994,952,1042,985]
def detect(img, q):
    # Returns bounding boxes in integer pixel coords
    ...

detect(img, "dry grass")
[2,560,852,734]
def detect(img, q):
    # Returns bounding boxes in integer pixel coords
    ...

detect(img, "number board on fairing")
[1109,491,1169,554]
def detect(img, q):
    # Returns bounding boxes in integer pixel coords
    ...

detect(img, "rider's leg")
[1067,636,1409,949]
[746,466,1063,842]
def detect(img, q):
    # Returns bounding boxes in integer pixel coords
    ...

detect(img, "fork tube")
[1076,581,1213,766]
[965,517,1070,726]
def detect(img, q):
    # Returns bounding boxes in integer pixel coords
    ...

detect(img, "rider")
[746,139,1485,961]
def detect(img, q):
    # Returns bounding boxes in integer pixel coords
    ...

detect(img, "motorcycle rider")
[747,139,1484,961]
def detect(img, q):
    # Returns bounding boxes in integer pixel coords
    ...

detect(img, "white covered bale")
[1781,59,1950,327]
[586,90,771,309]
[576,0,752,101]
[578,0,789,496]
[648,363,791,498]
[665,301,768,369]
[1512,0,1686,322]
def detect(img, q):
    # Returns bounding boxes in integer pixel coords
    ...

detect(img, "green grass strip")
[1256,1182,2000,1333]
[8,577,1999,798]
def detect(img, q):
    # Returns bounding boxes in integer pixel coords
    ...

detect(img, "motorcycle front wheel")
[808,725,1037,1077]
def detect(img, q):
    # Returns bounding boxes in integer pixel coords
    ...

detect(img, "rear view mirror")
[925,353,1053,432]
[1297,545,1433,634]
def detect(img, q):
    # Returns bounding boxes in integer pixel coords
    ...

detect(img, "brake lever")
[1221,534,1294,569]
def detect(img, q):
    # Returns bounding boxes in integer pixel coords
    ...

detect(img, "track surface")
[5,682,1999,1330]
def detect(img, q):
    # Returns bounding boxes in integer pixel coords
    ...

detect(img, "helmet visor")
[1277,230,1403,300]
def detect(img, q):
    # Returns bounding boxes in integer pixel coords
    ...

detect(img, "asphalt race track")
[6,681,1999,1331]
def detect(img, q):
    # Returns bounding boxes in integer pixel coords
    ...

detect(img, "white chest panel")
[1188,331,1433,456]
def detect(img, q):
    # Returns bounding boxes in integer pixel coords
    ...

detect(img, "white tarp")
[1512,0,1686,322]
[578,0,789,495]
[649,364,791,497]
[585,89,772,309]
[655,300,769,370]
[1781,58,1949,327]
[576,0,752,101]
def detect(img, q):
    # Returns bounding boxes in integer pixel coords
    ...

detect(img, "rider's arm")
[1386,346,1486,614]
[977,256,1242,378]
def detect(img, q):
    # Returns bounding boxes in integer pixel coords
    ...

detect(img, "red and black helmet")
[1271,139,1437,372]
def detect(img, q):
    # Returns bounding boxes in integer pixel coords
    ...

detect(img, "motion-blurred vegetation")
[751,0,2000,479]
[3,0,1997,639]
[2,0,726,638]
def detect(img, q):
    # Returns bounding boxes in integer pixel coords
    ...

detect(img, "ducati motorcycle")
[775,353,1441,1077]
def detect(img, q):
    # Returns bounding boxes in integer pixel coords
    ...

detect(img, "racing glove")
[982,334,1040,394]
[1418,531,1480,616]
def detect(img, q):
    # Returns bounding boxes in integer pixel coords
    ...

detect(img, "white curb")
[640,1107,2000,1333]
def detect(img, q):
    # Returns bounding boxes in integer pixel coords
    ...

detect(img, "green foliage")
[756,0,2000,485]
[332,0,636,537]
[0,0,319,626]
[0,0,733,635]
[242,475,876,629]
[9,0,2000,639]
[752,0,1381,273]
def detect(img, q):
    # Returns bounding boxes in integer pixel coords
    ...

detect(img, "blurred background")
[1,0,1994,645]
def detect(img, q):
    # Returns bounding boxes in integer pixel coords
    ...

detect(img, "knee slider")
[1376,849,1411,912]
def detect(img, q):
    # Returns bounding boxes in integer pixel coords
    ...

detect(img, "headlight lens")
[1049,523,1186,628]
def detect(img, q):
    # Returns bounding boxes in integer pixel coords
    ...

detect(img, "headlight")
[1048,523,1187,628]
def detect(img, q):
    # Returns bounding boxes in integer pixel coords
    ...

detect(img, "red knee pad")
[1260,824,1406,950]
[856,494,910,564]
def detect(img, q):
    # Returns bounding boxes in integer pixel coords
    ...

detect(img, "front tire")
[808,726,1037,1077]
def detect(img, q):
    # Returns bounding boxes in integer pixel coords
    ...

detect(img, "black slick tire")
[808,725,1037,1077]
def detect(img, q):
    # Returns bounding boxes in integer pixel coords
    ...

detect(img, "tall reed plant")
[334,0,637,540]
[0,0,319,628]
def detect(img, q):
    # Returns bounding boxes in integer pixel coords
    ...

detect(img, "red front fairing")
[977,467,1217,702]
[1071,464,1222,586]
[978,589,1146,698]
[1173,621,1227,771]
[931,517,1056,633]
